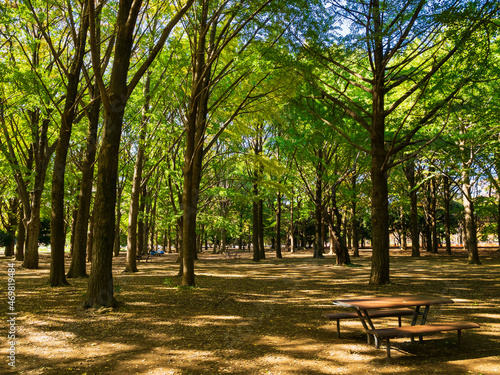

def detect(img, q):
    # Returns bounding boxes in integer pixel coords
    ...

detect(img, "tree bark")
[462,173,481,264]
[84,0,140,307]
[401,206,407,251]
[67,79,100,278]
[113,184,123,257]
[24,114,55,269]
[443,175,452,255]
[258,196,265,259]
[275,192,282,258]
[351,175,359,257]
[424,183,432,252]
[86,213,94,263]
[497,196,500,249]
[404,159,420,257]
[330,184,351,265]
[368,0,391,284]
[50,4,89,286]
[125,72,150,272]
[84,0,193,308]
[289,189,295,253]
[313,149,325,259]
[252,158,261,261]
[2,198,18,257]
[430,175,438,253]
[370,145,390,284]
[181,0,210,286]
[181,130,203,285]
[15,204,25,262]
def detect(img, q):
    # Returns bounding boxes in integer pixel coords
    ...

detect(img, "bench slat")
[370,321,480,358]
[325,308,414,320]
[371,322,480,338]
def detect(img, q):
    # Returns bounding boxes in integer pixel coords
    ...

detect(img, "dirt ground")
[1,246,499,375]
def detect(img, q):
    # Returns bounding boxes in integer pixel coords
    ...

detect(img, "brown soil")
[1,247,499,375]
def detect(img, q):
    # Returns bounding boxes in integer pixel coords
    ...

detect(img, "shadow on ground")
[1,247,499,374]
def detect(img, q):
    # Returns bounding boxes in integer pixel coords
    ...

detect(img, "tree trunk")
[24,214,41,269]
[181,136,203,285]
[113,187,123,257]
[86,214,94,262]
[275,192,282,258]
[143,185,151,255]
[137,185,147,256]
[15,204,25,261]
[424,180,433,252]
[430,175,438,253]
[462,173,481,265]
[125,72,150,272]
[351,175,359,257]
[370,144,390,284]
[369,3,391,284]
[443,175,452,255]
[68,83,100,278]
[2,198,18,257]
[149,191,157,254]
[497,196,500,249]
[85,0,140,306]
[258,197,265,259]
[369,62,391,284]
[314,149,324,259]
[252,179,260,261]
[24,114,54,269]
[330,185,351,265]
[404,160,420,257]
[289,191,295,253]
[50,5,89,286]
[180,0,215,286]
[401,207,407,251]
[85,102,124,307]
[168,227,172,253]
[238,213,243,251]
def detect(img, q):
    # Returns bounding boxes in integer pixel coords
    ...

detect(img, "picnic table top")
[332,295,454,310]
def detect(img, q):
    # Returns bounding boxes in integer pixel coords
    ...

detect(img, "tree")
[125,72,151,273]
[296,0,498,284]
[179,0,278,285]
[84,0,194,308]
[0,197,18,257]
[0,8,59,269]
[27,0,92,286]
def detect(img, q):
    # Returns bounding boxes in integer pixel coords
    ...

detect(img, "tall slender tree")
[84,0,194,308]
[296,0,498,284]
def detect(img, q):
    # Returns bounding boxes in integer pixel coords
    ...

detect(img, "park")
[1,0,500,374]
[1,246,499,374]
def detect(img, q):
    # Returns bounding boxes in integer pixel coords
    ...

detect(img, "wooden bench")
[370,321,480,357]
[136,253,150,262]
[324,308,414,338]
[224,251,240,259]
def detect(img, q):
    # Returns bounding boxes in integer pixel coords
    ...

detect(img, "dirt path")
[1,247,499,374]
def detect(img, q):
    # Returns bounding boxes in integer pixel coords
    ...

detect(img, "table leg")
[411,306,421,325]
[420,305,430,324]
[410,306,421,343]
[418,305,431,343]
[356,309,376,346]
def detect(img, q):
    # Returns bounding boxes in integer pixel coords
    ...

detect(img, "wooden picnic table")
[333,295,454,333]
[331,295,479,357]
[333,295,454,310]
